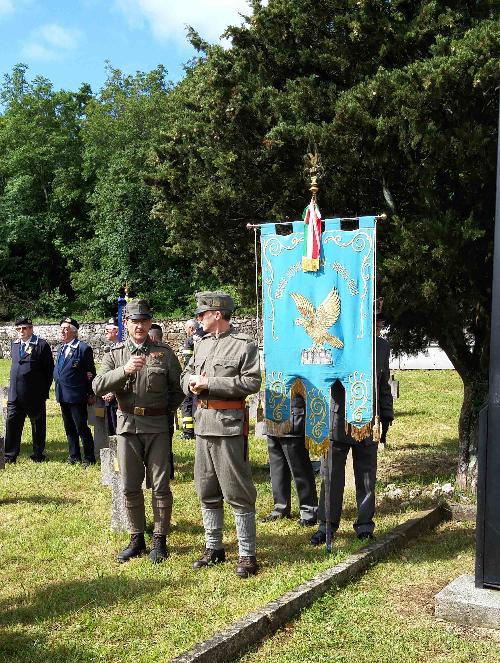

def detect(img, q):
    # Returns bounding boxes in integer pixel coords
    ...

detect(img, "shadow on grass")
[398,521,475,564]
[0,494,79,506]
[0,574,196,629]
[379,438,458,484]
[0,631,88,663]
[393,409,427,417]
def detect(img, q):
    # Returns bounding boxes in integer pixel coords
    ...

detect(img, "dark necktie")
[19,343,26,359]
[58,345,67,365]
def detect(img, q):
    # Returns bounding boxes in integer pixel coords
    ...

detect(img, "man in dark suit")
[310,328,394,545]
[4,317,54,463]
[261,394,318,526]
[53,317,96,466]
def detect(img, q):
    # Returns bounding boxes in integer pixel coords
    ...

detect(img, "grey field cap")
[194,291,234,315]
[125,299,153,320]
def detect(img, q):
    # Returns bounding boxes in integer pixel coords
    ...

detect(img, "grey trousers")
[117,432,172,535]
[318,439,378,536]
[267,435,318,521]
[194,435,257,513]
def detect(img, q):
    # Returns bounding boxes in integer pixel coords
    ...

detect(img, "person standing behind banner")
[261,393,318,526]
[102,317,119,435]
[310,328,393,545]
[181,291,261,578]
[4,317,54,463]
[180,319,197,439]
[54,317,96,466]
[93,300,184,564]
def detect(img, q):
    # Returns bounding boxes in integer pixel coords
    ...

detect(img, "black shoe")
[30,454,46,463]
[82,459,96,468]
[181,431,195,440]
[298,518,317,527]
[117,533,147,563]
[310,529,327,546]
[357,532,375,541]
[5,457,17,464]
[192,548,226,570]
[67,457,81,465]
[260,512,289,523]
[148,534,169,563]
[235,555,259,577]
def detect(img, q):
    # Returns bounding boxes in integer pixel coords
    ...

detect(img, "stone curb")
[167,505,449,663]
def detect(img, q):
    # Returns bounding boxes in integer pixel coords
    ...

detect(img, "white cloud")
[21,23,81,61]
[115,0,254,45]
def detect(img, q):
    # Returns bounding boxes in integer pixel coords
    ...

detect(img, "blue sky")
[0,0,256,93]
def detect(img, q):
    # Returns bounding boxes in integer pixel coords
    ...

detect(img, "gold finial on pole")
[304,150,323,202]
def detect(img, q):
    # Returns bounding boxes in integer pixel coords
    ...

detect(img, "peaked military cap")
[106,317,119,328]
[15,316,32,327]
[125,299,152,320]
[60,316,79,329]
[194,291,234,315]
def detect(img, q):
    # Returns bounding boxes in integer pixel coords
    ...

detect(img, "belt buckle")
[134,406,146,416]
[199,399,208,409]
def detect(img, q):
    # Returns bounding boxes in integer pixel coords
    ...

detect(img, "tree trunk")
[456,374,488,492]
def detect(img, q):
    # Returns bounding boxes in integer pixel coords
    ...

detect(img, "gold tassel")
[302,257,320,272]
[372,416,381,443]
[256,397,263,423]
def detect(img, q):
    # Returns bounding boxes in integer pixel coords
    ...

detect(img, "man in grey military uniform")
[181,292,261,577]
[93,299,184,563]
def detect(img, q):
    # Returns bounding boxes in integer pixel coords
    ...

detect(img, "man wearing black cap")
[93,299,184,564]
[181,291,262,577]
[4,317,54,463]
[54,318,96,466]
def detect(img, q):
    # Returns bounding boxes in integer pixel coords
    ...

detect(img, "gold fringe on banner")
[347,421,373,442]
[263,418,291,437]
[290,377,307,401]
[305,434,330,458]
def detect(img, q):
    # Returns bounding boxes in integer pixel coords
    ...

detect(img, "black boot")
[148,533,169,563]
[192,548,226,570]
[235,555,259,577]
[117,533,146,563]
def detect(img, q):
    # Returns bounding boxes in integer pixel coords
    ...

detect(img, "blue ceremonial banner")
[261,217,376,454]
[117,294,127,342]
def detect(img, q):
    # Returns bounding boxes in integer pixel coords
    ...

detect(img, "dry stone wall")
[0,317,261,360]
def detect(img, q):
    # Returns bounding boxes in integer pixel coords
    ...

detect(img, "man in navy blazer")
[53,317,96,465]
[5,317,54,463]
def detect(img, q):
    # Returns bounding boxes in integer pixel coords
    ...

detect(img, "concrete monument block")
[88,396,109,457]
[435,574,500,630]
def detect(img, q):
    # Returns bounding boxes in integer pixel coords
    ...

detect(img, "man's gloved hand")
[380,418,392,445]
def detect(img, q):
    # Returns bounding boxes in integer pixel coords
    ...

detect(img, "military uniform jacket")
[329,336,394,444]
[54,340,96,404]
[93,338,184,434]
[8,335,54,407]
[181,327,261,437]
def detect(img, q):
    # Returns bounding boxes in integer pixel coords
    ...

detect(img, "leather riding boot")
[148,533,169,563]
[192,548,226,570]
[235,555,259,578]
[117,533,146,563]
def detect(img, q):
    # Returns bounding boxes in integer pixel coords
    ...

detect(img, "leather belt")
[119,406,168,416]
[198,399,245,410]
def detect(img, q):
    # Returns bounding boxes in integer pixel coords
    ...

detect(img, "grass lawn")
[0,363,494,663]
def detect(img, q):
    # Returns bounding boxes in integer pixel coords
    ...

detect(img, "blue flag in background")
[261,217,376,454]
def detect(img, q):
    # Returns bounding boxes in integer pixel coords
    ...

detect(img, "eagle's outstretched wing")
[290,292,316,321]
[317,287,341,330]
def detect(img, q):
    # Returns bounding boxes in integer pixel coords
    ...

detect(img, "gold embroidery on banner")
[306,385,328,444]
[263,234,303,340]
[348,370,369,423]
[323,230,374,340]
[267,370,288,422]
[290,288,343,352]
